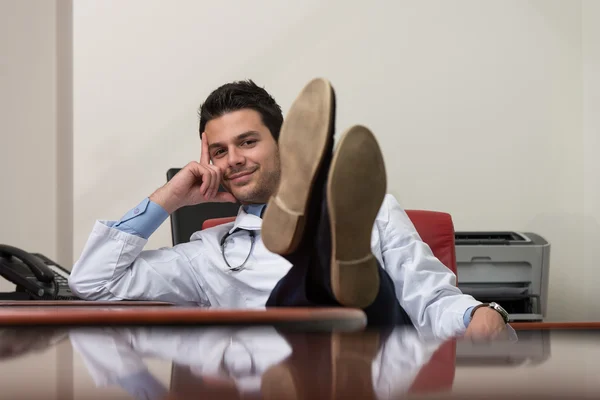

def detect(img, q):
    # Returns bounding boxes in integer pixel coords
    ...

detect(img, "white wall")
[582,0,600,321]
[0,0,57,257]
[0,0,72,289]
[0,0,59,293]
[71,0,589,321]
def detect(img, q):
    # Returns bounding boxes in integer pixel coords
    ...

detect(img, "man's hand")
[150,132,237,213]
[464,307,508,340]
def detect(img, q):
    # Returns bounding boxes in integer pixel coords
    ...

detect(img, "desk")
[0,323,598,399]
[1,316,600,399]
[449,326,600,400]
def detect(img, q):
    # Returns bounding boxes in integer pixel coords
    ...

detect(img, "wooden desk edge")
[0,306,368,329]
[511,321,600,329]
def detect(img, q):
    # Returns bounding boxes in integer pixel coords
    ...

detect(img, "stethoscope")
[218,336,258,378]
[220,228,256,272]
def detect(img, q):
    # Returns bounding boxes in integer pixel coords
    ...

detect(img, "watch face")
[490,302,509,322]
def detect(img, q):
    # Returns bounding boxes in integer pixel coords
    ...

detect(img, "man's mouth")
[227,169,256,181]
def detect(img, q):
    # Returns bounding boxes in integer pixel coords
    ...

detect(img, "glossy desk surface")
[0,305,597,400]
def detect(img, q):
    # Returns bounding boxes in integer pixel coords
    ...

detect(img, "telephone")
[0,244,79,300]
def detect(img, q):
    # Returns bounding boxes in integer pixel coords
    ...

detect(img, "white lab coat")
[69,194,481,339]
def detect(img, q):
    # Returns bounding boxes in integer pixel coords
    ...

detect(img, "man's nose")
[227,148,245,166]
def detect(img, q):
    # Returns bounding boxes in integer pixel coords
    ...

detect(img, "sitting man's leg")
[262,78,412,326]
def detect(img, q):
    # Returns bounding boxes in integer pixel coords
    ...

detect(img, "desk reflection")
[69,326,450,400]
[0,327,69,360]
[1,324,559,400]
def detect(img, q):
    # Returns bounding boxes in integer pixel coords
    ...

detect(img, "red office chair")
[202,216,237,230]
[402,210,457,394]
[201,209,458,395]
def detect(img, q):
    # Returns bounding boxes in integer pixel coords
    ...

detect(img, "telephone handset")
[0,244,78,300]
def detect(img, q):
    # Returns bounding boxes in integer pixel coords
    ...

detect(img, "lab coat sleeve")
[371,327,446,399]
[379,195,481,339]
[69,220,210,305]
[69,328,168,400]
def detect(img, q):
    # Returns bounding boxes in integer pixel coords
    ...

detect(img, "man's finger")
[188,162,207,182]
[197,166,211,196]
[213,166,223,199]
[208,167,218,199]
[211,171,219,199]
[200,132,211,166]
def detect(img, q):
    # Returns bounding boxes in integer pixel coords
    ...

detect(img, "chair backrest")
[403,210,456,275]
[167,168,240,245]
[201,209,457,275]
[202,216,236,230]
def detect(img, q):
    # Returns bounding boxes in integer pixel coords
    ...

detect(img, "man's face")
[204,109,280,204]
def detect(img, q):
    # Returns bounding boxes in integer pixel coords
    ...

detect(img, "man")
[69,78,510,339]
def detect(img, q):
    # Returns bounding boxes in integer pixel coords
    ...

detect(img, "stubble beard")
[233,167,281,204]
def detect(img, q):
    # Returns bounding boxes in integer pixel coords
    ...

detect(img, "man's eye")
[214,149,225,156]
[242,140,256,146]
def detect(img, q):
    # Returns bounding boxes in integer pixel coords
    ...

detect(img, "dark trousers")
[265,137,413,327]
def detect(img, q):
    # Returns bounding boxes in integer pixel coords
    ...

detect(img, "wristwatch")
[470,302,510,324]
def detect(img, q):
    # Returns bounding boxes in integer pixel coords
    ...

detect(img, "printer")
[454,231,550,321]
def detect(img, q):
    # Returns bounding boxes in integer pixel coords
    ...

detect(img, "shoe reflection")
[68,326,451,400]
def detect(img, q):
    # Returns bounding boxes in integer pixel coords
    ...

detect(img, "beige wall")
[0,0,57,256]
[71,0,588,321]
[0,0,57,293]
[582,0,600,320]
[0,0,72,290]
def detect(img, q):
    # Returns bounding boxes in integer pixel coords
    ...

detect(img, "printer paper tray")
[460,286,529,299]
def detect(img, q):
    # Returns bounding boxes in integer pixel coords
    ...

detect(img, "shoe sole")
[328,125,386,308]
[261,363,300,400]
[331,331,380,399]
[262,78,335,255]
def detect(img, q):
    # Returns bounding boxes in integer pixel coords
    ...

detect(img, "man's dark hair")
[198,80,283,141]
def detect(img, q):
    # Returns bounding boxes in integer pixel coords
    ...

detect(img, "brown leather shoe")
[330,331,380,400]
[327,126,386,308]
[262,78,336,255]
[261,362,302,400]
[261,331,381,400]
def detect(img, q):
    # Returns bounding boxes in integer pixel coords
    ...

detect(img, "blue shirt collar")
[243,204,266,218]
